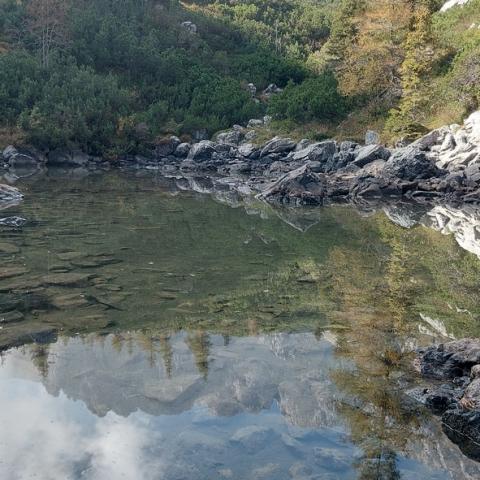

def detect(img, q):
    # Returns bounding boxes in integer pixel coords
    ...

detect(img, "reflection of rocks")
[0,183,23,205]
[413,339,480,462]
[422,205,480,258]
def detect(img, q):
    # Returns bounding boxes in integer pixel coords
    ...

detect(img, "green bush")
[268,71,347,122]
[19,64,131,154]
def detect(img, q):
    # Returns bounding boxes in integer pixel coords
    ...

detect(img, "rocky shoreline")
[2,111,480,208]
[410,339,480,461]
[3,113,480,462]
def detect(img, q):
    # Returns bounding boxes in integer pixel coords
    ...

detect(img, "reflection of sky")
[0,334,471,480]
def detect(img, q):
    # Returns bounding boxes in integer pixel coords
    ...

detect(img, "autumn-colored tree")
[26,0,69,68]
[337,0,413,102]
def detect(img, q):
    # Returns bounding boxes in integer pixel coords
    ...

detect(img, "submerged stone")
[42,273,94,287]
[0,242,20,254]
[0,266,29,280]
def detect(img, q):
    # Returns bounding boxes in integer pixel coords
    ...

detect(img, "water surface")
[1,171,480,479]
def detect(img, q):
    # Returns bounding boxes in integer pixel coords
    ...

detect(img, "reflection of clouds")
[1,334,479,479]
[88,415,161,480]
[0,380,85,480]
[0,373,161,480]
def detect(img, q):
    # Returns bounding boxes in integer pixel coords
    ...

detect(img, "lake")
[1,170,480,479]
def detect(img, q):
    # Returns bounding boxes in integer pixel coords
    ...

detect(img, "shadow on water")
[1,170,480,478]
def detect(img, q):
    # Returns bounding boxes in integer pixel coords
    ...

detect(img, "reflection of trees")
[30,344,51,378]
[186,330,210,379]
[159,334,173,378]
[325,218,428,478]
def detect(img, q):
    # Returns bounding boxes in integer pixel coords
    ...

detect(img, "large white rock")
[416,111,480,171]
[441,0,471,12]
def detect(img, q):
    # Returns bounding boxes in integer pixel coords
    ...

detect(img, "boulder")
[441,0,472,13]
[247,119,263,128]
[353,144,390,168]
[262,84,282,97]
[174,143,191,158]
[411,128,447,151]
[416,339,480,380]
[291,141,336,163]
[442,408,480,461]
[383,147,444,181]
[48,149,89,167]
[365,130,380,145]
[2,145,17,160]
[244,130,257,142]
[216,129,244,146]
[295,139,311,151]
[258,165,327,205]
[238,143,258,159]
[340,141,358,152]
[155,136,181,157]
[187,141,216,162]
[246,83,257,97]
[180,21,197,34]
[260,137,296,158]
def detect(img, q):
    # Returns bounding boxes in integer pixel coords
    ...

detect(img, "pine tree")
[385,0,435,141]
[326,0,366,66]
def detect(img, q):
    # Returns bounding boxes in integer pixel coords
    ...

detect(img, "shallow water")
[1,171,480,479]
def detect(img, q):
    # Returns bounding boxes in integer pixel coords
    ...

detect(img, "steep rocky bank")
[3,112,480,209]
[411,339,480,461]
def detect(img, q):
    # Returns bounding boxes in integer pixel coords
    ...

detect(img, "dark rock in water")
[0,326,57,352]
[0,310,25,324]
[8,152,41,170]
[0,292,52,313]
[0,266,29,280]
[417,339,480,380]
[260,137,296,158]
[48,149,89,167]
[188,141,216,162]
[258,165,327,205]
[0,242,20,254]
[442,408,480,461]
[353,144,390,168]
[42,272,94,287]
[383,147,444,181]
[0,216,27,228]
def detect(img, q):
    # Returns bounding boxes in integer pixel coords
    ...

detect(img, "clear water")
[1,171,480,479]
